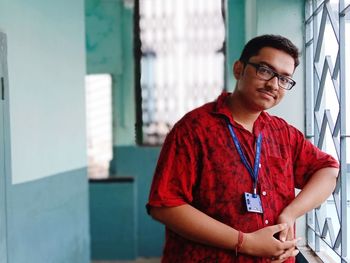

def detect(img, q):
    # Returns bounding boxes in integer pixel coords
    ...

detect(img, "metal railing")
[305,0,349,262]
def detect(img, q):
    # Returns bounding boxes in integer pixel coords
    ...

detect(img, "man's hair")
[239,34,300,68]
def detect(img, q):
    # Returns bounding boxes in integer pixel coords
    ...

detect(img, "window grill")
[135,0,226,145]
[305,0,350,262]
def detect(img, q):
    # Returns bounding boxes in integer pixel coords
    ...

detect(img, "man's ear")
[233,61,244,80]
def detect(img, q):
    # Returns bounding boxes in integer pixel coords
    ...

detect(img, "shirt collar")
[212,91,271,130]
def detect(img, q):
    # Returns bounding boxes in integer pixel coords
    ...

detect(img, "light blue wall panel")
[0,1,92,263]
[0,0,87,183]
[6,168,90,263]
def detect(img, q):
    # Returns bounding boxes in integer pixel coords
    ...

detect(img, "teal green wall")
[85,0,136,146]
[114,146,162,257]
[85,0,123,74]
[89,146,162,259]
[85,0,164,257]
[226,0,246,90]
[89,179,136,260]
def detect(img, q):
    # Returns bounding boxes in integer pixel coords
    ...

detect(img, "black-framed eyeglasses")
[246,62,296,90]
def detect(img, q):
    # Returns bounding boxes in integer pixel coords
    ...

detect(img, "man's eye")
[258,67,272,75]
[279,76,290,84]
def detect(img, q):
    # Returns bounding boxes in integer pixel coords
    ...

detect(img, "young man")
[147,35,339,262]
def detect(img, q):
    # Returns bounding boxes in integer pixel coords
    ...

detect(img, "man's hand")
[240,223,299,258]
[277,211,296,242]
[273,210,302,262]
[271,247,299,262]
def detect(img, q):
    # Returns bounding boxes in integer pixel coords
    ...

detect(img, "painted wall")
[115,146,163,257]
[0,0,87,184]
[6,169,90,263]
[89,178,136,260]
[85,0,136,146]
[0,0,90,262]
[226,0,246,90]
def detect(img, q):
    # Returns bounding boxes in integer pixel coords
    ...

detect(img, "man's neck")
[226,93,262,133]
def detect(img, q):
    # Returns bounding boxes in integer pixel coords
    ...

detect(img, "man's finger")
[280,239,299,250]
[272,223,288,234]
[278,248,298,260]
[279,228,288,242]
[272,248,299,263]
[292,249,300,257]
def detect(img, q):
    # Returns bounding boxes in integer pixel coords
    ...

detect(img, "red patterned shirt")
[147,92,339,263]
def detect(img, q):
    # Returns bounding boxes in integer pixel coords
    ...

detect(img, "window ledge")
[299,246,337,263]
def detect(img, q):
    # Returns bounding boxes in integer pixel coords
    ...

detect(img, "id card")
[244,192,263,213]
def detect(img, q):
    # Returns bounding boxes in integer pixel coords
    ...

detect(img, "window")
[85,74,113,179]
[135,0,226,145]
[305,0,350,262]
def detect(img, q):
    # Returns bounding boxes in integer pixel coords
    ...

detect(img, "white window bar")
[305,0,349,262]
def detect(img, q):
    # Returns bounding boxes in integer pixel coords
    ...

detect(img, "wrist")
[280,206,298,221]
[237,232,253,255]
[235,231,244,256]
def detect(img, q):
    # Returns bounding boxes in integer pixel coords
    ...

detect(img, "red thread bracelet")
[235,231,244,256]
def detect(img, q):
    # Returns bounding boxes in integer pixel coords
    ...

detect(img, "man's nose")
[266,76,279,90]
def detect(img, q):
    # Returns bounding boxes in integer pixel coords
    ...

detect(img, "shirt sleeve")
[147,120,200,212]
[290,126,339,189]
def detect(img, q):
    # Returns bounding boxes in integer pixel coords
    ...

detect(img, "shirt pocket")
[265,155,293,195]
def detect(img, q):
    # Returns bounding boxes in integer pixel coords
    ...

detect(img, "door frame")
[0,31,9,263]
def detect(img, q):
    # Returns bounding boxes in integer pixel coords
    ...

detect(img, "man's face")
[233,47,295,112]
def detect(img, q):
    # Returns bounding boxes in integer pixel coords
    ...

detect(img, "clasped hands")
[240,212,300,262]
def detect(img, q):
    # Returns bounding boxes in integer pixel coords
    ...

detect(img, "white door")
[0,32,8,263]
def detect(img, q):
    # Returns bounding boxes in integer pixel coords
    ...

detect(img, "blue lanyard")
[227,122,262,196]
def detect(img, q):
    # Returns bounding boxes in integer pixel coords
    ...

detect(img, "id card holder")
[244,192,263,213]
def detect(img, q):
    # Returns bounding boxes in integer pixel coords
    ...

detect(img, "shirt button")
[259,163,262,168]
[265,219,269,225]
[262,191,267,196]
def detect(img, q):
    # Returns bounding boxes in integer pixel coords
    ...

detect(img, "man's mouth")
[258,89,277,99]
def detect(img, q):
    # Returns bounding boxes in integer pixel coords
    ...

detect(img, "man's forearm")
[150,204,237,250]
[282,167,338,219]
[150,204,299,258]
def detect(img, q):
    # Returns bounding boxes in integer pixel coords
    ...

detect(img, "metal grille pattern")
[138,0,226,145]
[305,0,350,262]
